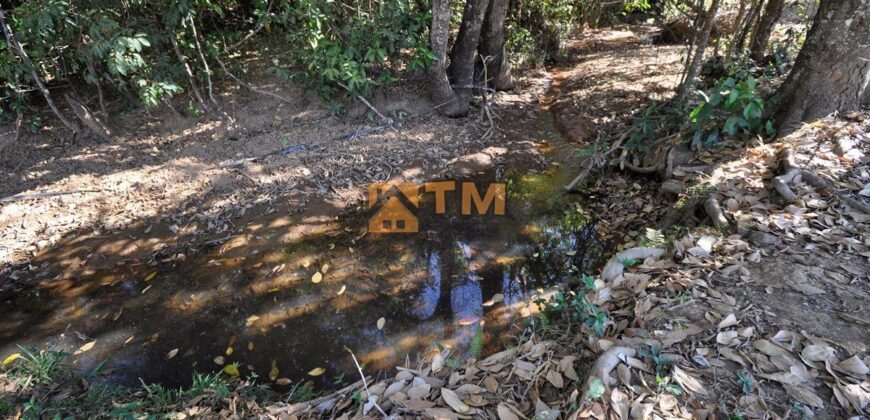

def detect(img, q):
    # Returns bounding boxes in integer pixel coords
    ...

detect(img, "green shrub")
[688,74,775,149]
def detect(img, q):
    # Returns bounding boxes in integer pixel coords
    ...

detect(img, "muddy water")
[0,110,603,389]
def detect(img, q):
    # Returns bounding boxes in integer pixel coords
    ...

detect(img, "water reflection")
[0,180,605,389]
[412,252,441,320]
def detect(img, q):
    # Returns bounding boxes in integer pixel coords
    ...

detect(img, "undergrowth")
[0,347,284,418]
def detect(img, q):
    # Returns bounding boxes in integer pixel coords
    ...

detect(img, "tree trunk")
[0,7,79,135]
[733,0,763,57]
[676,0,721,102]
[725,0,748,59]
[427,0,465,117]
[748,0,785,61]
[770,0,870,134]
[450,0,491,109]
[479,0,513,90]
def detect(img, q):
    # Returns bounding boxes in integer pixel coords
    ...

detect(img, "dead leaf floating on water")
[312,272,323,283]
[308,367,325,376]
[74,341,96,355]
[223,364,239,376]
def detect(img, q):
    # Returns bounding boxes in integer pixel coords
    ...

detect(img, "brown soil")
[0,71,548,269]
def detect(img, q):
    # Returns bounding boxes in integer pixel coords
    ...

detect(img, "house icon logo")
[368,183,420,233]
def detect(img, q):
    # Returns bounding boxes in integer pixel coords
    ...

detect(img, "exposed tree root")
[601,247,666,281]
[703,197,730,229]
[579,346,637,403]
[775,148,870,214]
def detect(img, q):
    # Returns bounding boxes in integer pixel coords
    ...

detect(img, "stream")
[0,100,607,389]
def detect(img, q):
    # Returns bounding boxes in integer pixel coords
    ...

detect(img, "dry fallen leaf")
[337,285,346,295]
[312,272,323,283]
[74,341,96,355]
[166,348,179,359]
[276,378,292,385]
[377,317,386,330]
[308,367,325,376]
[497,403,520,420]
[440,388,472,414]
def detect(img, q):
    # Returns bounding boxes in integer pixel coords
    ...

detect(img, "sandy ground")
[0,70,551,268]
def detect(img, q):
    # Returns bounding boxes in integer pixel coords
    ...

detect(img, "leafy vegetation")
[688,74,775,149]
[536,273,609,336]
[0,347,277,418]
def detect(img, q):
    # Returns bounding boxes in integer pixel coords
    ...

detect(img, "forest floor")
[1,27,869,419]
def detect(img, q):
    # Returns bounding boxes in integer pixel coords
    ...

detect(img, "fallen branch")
[565,127,633,192]
[215,55,295,105]
[64,93,113,141]
[336,82,397,132]
[188,16,217,106]
[346,346,388,418]
[170,33,209,112]
[1,189,103,203]
[284,376,369,416]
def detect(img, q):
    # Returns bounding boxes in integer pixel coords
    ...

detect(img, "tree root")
[703,196,730,229]
[579,346,637,403]
[771,168,800,202]
[776,149,870,214]
[601,247,666,282]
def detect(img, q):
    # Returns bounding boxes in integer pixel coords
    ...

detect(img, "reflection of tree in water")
[501,269,524,305]
[412,252,441,320]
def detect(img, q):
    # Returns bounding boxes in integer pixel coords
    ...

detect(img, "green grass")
[0,347,280,418]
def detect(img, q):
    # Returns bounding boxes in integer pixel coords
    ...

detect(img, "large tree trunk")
[748,0,784,62]
[479,0,513,90]
[450,0,491,110]
[427,0,465,117]
[770,0,870,134]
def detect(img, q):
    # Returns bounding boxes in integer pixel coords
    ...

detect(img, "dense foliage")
[0,0,660,123]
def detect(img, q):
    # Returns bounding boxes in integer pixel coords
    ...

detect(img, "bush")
[688,74,775,149]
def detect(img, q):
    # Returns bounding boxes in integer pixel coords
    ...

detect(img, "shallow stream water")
[0,107,606,389]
